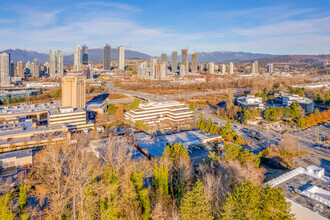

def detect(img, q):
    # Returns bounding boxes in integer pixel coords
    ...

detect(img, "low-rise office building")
[48,107,94,132]
[124,101,194,128]
[0,102,59,124]
[282,94,314,114]
[0,120,69,152]
[237,95,264,109]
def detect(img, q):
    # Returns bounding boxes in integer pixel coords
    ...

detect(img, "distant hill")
[0,49,49,64]
[0,48,151,65]
[1,48,329,65]
[185,51,278,63]
[254,55,330,64]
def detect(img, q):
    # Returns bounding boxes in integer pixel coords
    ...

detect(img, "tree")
[107,104,117,115]
[221,181,294,220]
[163,143,193,205]
[19,183,29,220]
[130,98,140,110]
[179,179,213,220]
[189,102,195,111]
[278,133,299,155]
[130,170,150,220]
[153,163,169,199]
[0,192,15,220]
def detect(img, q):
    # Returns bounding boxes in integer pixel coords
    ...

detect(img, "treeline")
[263,102,302,121]
[215,101,261,123]
[114,76,311,94]
[296,109,330,129]
[314,92,330,108]
[197,115,245,145]
[0,138,294,220]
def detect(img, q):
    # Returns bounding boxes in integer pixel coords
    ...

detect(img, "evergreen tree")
[19,183,29,220]
[189,102,195,111]
[100,164,119,219]
[130,170,150,220]
[107,104,117,115]
[221,181,294,220]
[180,179,213,220]
[153,163,169,198]
[130,98,140,109]
[0,192,15,220]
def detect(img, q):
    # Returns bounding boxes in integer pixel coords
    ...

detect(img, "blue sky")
[0,0,330,55]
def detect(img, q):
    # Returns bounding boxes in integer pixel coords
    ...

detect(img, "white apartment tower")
[179,64,186,76]
[229,62,234,74]
[138,62,148,78]
[32,58,40,78]
[0,53,10,86]
[49,50,56,77]
[221,64,226,74]
[73,45,81,71]
[150,57,157,79]
[57,50,64,76]
[172,51,178,73]
[118,46,125,71]
[208,62,215,74]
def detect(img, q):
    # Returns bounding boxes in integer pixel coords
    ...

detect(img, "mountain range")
[0,48,329,64]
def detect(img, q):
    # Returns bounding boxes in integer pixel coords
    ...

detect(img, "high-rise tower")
[62,75,86,109]
[229,62,234,74]
[17,61,24,78]
[32,58,40,78]
[0,53,10,86]
[74,45,81,70]
[57,50,64,76]
[49,50,56,77]
[82,45,88,65]
[118,46,125,71]
[104,44,111,71]
[150,57,157,79]
[181,49,188,72]
[171,51,178,73]
[191,52,197,72]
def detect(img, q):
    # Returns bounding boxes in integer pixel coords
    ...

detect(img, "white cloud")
[77,1,141,12]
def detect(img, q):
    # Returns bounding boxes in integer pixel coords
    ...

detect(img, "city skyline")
[0,0,329,55]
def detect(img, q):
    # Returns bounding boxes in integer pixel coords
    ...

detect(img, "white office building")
[48,107,94,132]
[125,101,194,127]
[118,46,125,71]
[237,95,264,109]
[282,95,314,114]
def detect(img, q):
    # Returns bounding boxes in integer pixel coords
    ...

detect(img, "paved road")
[105,80,247,102]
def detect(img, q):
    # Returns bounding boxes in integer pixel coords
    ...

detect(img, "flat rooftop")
[135,130,221,158]
[48,107,86,116]
[276,173,330,218]
[0,102,59,115]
